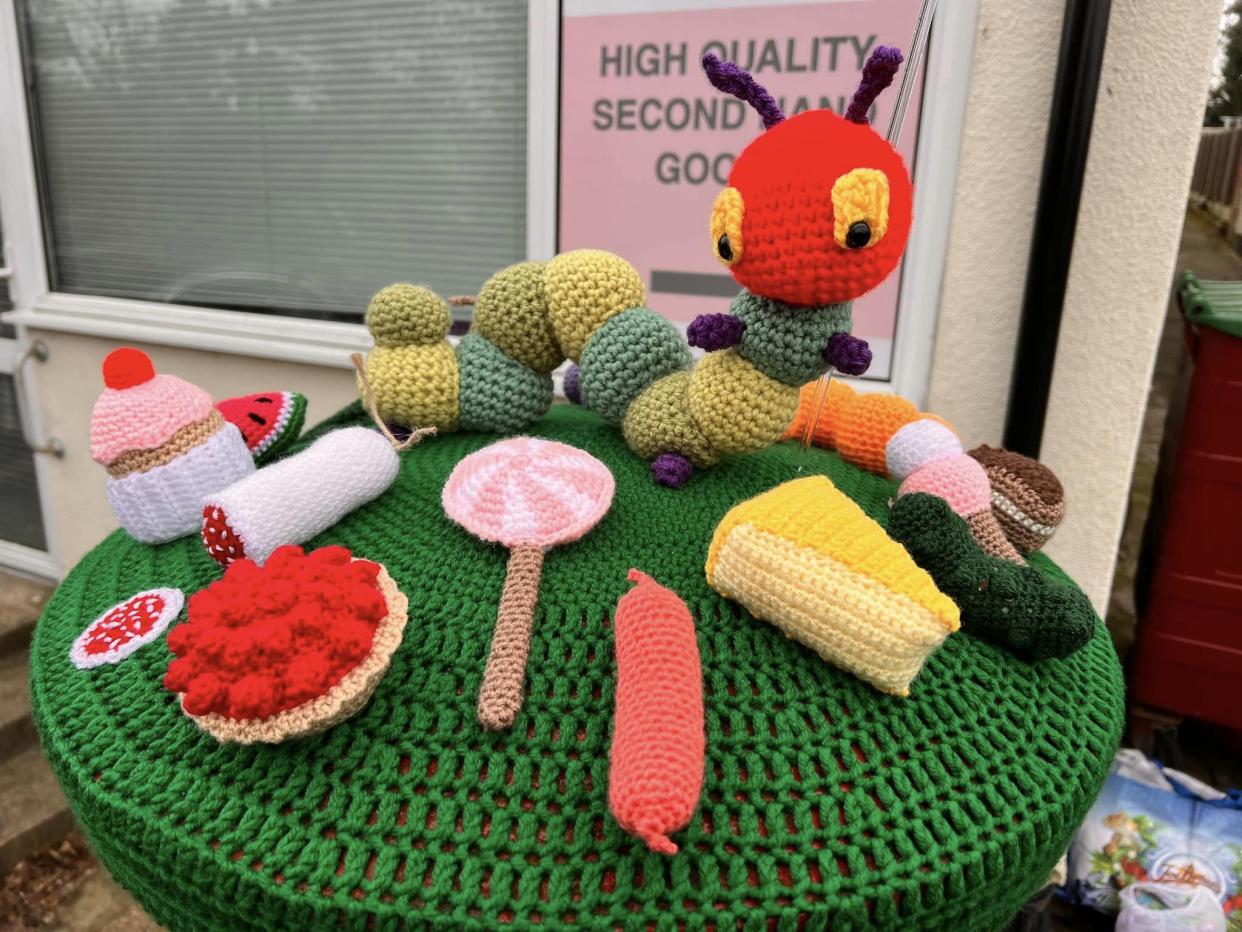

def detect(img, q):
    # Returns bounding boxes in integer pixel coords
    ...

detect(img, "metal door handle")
[14,339,64,458]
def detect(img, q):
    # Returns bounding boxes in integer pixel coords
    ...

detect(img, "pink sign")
[559,0,926,380]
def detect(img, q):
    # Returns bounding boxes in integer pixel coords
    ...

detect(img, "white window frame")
[0,0,976,575]
[0,0,559,576]
[0,0,978,576]
[0,0,58,577]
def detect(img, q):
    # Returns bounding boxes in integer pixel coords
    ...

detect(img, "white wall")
[927,0,1066,443]
[926,0,1219,611]
[1038,0,1221,610]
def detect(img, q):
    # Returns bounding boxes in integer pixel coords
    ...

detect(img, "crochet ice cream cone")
[968,445,1065,555]
[91,348,254,544]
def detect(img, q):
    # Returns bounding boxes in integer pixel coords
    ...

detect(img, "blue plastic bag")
[1065,750,1242,924]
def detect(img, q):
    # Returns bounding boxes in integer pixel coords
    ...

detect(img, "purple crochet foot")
[687,313,745,351]
[824,332,873,376]
[651,453,694,488]
[563,364,582,404]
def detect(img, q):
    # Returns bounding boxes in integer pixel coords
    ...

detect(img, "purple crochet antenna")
[845,46,904,125]
[701,54,785,130]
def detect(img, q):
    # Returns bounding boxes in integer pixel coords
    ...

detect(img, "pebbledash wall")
[11,0,1222,613]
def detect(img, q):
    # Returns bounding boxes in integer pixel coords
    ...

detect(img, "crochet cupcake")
[91,348,255,544]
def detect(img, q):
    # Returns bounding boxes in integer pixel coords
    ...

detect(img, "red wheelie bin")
[1131,272,1242,731]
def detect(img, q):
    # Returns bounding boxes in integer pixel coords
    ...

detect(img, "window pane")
[0,374,47,552]
[23,0,528,321]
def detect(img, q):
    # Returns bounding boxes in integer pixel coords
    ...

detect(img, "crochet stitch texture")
[609,570,705,855]
[31,404,1123,930]
[201,426,399,567]
[969,445,1066,555]
[706,477,959,697]
[888,494,1094,660]
[105,422,254,544]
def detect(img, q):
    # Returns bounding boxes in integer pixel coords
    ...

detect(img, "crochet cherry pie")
[163,544,407,743]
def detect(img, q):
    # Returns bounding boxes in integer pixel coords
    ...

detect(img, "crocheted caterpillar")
[608,570,704,855]
[201,427,399,567]
[360,48,914,487]
[785,380,1062,561]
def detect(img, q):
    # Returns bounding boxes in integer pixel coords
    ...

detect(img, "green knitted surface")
[30,404,1124,931]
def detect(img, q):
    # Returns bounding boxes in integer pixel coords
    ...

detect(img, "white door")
[0,262,57,579]
[0,1,58,579]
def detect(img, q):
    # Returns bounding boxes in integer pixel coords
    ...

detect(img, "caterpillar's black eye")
[717,234,733,262]
[845,221,872,249]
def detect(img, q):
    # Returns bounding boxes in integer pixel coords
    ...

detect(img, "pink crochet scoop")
[90,349,214,465]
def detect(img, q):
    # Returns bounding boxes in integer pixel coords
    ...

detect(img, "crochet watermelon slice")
[215,391,306,464]
[70,588,185,670]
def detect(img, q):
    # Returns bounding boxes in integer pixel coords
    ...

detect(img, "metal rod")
[1003,0,1112,456]
[887,0,940,145]
[799,0,939,454]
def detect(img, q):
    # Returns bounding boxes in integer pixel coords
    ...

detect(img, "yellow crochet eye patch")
[710,187,744,267]
[832,168,890,250]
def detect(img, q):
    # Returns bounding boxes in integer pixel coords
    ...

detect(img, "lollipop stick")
[477,544,545,730]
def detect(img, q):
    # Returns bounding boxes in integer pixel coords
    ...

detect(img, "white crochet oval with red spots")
[69,588,184,670]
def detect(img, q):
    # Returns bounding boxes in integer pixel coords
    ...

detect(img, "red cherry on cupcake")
[102,347,156,389]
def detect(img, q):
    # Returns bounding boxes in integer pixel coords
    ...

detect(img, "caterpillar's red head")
[703,49,914,307]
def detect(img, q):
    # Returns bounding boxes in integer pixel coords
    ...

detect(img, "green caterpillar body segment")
[361,284,459,430]
[689,350,801,456]
[455,332,553,433]
[578,308,691,424]
[731,292,852,386]
[621,371,719,468]
[543,249,646,361]
[473,261,559,374]
[360,249,854,483]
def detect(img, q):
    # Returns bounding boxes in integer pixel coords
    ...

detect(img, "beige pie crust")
[182,562,408,744]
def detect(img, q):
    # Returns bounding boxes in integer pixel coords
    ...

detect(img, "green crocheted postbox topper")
[30,404,1123,932]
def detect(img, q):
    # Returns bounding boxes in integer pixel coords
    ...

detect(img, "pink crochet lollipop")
[443,437,614,730]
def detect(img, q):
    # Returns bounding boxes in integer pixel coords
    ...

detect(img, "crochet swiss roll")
[91,347,254,544]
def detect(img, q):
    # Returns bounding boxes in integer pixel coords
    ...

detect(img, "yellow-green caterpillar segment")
[359,249,853,485]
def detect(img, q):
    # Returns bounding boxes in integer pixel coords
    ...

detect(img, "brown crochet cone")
[968,445,1065,555]
[966,509,1025,565]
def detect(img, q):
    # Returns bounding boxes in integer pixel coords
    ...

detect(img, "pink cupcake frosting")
[90,352,215,465]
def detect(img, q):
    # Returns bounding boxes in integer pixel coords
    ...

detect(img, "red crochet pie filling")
[163,545,387,721]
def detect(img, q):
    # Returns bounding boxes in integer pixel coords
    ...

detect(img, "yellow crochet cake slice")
[706,476,959,696]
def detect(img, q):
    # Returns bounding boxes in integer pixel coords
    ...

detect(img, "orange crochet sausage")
[782,378,858,447]
[608,569,705,855]
[784,381,958,475]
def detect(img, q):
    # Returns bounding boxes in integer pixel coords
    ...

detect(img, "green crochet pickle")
[30,404,1124,931]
